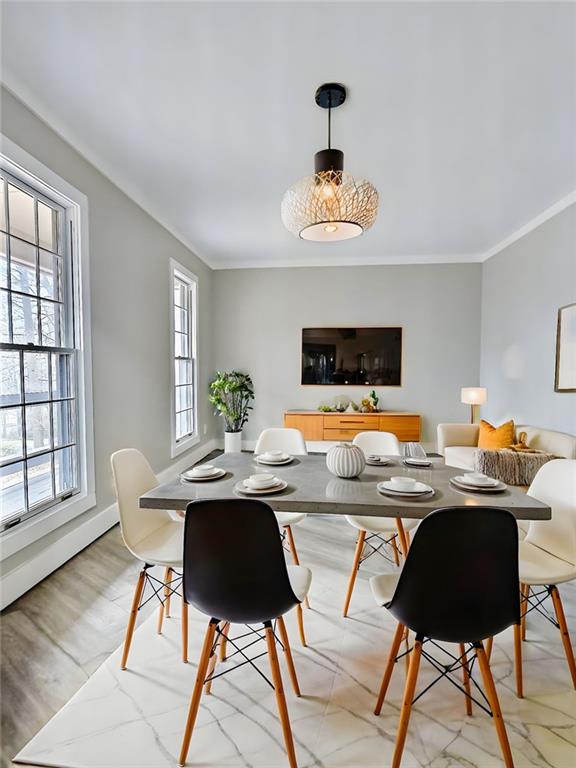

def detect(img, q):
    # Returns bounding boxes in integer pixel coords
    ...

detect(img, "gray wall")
[213,264,483,445]
[1,87,216,573]
[480,204,576,433]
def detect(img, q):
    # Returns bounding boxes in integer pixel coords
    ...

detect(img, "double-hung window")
[0,142,94,543]
[171,260,198,456]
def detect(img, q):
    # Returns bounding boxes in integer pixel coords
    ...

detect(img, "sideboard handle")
[340,420,364,423]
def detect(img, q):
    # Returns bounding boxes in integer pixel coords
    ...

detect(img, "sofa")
[437,423,576,471]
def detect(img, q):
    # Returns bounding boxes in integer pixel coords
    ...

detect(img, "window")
[171,261,198,456]
[1,140,94,545]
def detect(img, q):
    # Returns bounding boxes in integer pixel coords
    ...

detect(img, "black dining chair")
[371,506,520,768]
[178,498,311,768]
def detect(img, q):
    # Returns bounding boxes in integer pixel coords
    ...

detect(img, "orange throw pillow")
[478,419,515,450]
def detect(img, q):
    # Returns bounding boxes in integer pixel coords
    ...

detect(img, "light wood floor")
[0,524,159,768]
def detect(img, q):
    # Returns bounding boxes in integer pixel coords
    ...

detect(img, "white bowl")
[390,476,417,492]
[263,450,287,461]
[463,472,496,486]
[246,473,277,489]
[190,464,215,477]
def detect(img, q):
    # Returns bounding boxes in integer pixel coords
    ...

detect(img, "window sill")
[171,432,200,459]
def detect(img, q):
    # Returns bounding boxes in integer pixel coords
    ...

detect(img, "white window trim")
[169,258,199,458]
[0,135,95,560]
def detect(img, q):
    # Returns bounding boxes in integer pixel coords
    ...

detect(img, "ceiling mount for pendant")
[281,82,379,242]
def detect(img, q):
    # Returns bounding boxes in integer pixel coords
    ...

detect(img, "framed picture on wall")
[555,303,576,392]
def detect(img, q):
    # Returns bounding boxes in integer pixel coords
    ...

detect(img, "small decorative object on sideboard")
[209,371,254,453]
[555,303,576,392]
[326,442,366,478]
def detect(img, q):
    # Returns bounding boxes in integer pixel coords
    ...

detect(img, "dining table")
[139,452,551,556]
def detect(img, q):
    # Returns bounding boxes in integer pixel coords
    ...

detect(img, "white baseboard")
[0,438,219,610]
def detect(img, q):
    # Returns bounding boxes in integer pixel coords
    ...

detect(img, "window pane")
[38,202,59,253]
[40,300,62,347]
[0,177,6,232]
[0,290,10,343]
[53,400,74,447]
[39,250,61,300]
[10,237,37,295]
[176,409,193,440]
[0,233,7,289]
[174,306,188,333]
[175,384,192,412]
[54,447,76,495]
[24,352,50,402]
[0,462,25,523]
[12,294,39,345]
[8,184,36,243]
[27,453,53,507]
[25,403,51,454]
[175,359,192,386]
[174,279,187,309]
[174,331,189,358]
[1,407,23,462]
[0,350,22,406]
[52,353,72,399]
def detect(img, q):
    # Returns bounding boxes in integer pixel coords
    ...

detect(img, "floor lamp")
[461,387,487,424]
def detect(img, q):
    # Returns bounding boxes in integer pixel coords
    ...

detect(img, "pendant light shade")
[281,83,379,242]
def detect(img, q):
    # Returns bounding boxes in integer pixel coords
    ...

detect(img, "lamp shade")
[461,387,487,405]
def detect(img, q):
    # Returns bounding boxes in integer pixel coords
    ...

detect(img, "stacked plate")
[403,457,432,468]
[450,472,506,493]
[235,473,287,495]
[377,476,434,499]
[365,455,392,466]
[181,464,226,482]
[255,450,294,466]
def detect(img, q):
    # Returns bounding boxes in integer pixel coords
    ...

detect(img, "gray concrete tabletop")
[139,452,551,521]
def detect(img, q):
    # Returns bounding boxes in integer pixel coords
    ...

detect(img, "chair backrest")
[110,449,171,558]
[387,507,519,643]
[353,431,401,456]
[183,499,299,624]
[254,427,308,456]
[526,459,576,566]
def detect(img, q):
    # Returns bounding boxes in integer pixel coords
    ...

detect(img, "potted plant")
[209,371,254,453]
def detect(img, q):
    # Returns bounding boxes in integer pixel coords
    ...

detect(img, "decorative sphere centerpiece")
[326,442,365,478]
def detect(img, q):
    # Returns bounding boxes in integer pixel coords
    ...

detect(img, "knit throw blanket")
[474,448,556,486]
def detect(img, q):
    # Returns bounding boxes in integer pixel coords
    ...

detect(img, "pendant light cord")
[328,92,332,149]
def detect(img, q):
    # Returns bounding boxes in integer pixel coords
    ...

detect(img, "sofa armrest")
[437,423,480,455]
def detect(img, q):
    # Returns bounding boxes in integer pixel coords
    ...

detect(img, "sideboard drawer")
[379,415,421,441]
[323,428,368,441]
[323,415,379,430]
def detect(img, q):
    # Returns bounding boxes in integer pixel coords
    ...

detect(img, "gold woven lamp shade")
[281,83,379,242]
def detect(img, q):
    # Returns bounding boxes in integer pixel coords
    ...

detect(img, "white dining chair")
[110,448,188,668]
[342,431,419,617]
[253,427,311,619]
[515,459,576,696]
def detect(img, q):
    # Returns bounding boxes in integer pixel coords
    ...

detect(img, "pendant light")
[281,83,379,242]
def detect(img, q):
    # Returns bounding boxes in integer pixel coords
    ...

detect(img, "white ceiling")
[2,1,575,269]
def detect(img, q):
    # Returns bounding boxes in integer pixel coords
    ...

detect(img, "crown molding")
[210,252,483,270]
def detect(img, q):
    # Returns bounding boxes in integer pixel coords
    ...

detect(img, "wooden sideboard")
[284,410,421,442]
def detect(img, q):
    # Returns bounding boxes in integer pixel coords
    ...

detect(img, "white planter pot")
[224,431,242,453]
[326,442,366,478]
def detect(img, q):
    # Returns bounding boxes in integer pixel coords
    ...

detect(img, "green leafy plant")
[370,390,379,409]
[318,405,334,412]
[209,371,254,433]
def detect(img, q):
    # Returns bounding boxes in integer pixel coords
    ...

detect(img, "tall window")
[1,166,85,533]
[171,261,198,455]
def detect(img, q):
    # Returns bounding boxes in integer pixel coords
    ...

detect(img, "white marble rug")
[14,517,576,768]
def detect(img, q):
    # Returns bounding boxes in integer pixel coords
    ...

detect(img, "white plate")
[459,474,499,487]
[235,479,288,496]
[377,480,434,497]
[255,456,294,466]
[366,457,391,466]
[403,458,432,467]
[450,477,506,493]
[181,468,226,482]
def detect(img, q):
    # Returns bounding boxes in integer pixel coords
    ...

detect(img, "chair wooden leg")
[459,643,472,715]
[521,583,530,641]
[178,620,218,767]
[121,568,146,670]
[475,643,514,768]
[296,603,306,647]
[514,624,523,698]
[264,625,298,768]
[156,601,165,635]
[181,597,188,664]
[374,621,405,715]
[277,616,301,697]
[219,621,230,661]
[395,519,409,559]
[164,567,173,618]
[404,628,410,676]
[391,636,423,768]
[285,525,310,609]
[391,535,400,567]
[550,586,576,688]
[204,641,219,695]
[343,530,366,617]
[485,635,494,662]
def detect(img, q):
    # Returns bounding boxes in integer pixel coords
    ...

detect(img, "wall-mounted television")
[301,327,402,386]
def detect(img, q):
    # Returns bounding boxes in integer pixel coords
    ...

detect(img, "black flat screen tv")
[301,327,402,386]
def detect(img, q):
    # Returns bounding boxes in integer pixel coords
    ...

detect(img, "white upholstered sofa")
[437,423,576,470]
